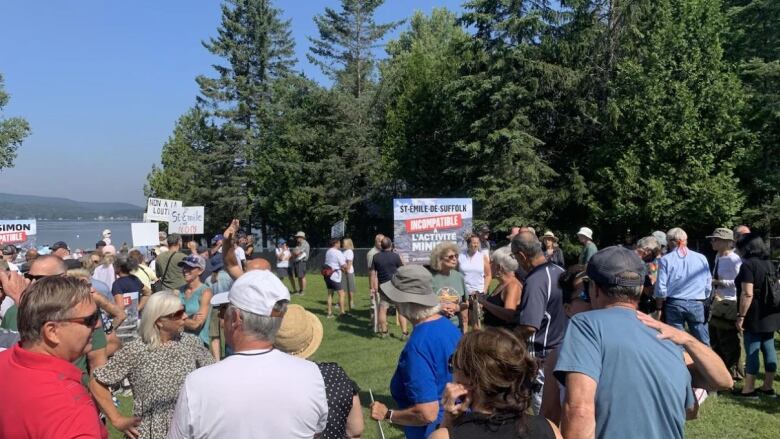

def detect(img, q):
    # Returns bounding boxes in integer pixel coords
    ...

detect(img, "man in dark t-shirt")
[511,233,566,415]
[371,237,403,337]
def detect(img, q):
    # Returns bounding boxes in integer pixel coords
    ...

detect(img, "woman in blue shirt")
[369,265,462,439]
[177,254,212,346]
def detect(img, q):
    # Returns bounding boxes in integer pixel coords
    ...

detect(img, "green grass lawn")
[110,274,780,439]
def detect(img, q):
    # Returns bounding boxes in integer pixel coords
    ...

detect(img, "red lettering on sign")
[0,231,27,244]
[404,214,462,233]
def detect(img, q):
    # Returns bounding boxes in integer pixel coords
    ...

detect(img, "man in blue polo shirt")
[511,232,566,414]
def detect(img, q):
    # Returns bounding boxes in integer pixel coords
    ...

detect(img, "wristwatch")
[384,409,394,423]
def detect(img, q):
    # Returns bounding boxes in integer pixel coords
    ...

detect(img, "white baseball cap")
[577,227,594,240]
[211,270,290,316]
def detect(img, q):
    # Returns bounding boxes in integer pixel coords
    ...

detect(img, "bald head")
[246,258,271,271]
[29,255,67,277]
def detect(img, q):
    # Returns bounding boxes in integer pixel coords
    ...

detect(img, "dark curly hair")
[451,328,538,419]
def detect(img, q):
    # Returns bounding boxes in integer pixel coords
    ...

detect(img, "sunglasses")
[162,309,186,320]
[53,310,101,328]
[444,254,458,260]
[579,279,591,303]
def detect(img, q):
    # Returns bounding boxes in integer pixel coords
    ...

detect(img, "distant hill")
[0,193,143,220]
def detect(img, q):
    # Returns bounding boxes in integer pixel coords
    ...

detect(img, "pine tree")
[448,0,564,230]
[0,73,31,171]
[304,0,401,237]
[196,0,296,235]
[308,0,402,97]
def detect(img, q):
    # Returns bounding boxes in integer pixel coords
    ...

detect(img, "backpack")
[321,265,335,279]
[761,263,780,311]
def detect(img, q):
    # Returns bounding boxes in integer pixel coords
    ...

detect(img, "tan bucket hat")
[274,304,323,359]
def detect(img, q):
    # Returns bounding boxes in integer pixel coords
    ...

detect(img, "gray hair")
[430,242,460,272]
[230,303,286,342]
[139,291,183,348]
[396,302,441,322]
[167,233,182,247]
[637,236,661,253]
[491,246,519,273]
[666,228,687,243]
[18,276,93,344]
[511,234,543,258]
[598,273,643,303]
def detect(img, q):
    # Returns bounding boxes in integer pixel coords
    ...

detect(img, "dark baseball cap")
[586,246,645,288]
[51,241,69,252]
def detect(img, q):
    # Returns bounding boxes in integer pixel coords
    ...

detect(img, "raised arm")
[184,288,213,332]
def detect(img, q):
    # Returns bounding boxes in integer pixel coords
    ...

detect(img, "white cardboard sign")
[146,198,182,222]
[131,222,160,247]
[169,206,204,234]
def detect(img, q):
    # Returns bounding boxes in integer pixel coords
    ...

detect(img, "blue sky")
[0,0,464,206]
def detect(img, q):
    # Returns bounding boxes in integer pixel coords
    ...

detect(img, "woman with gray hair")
[477,246,522,328]
[430,242,469,333]
[370,265,462,439]
[89,291,214,439]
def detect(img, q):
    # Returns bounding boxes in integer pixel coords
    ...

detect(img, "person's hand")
[111,415,142,439]
[441,302,458,317]
[441,383,471,416]
[370,401,389,421]
[187,241,198,254]
[735,316,744,332]
[223,219,240,240]
[476,294,488,306]
[0,271,29,305]
[636,311,694,346]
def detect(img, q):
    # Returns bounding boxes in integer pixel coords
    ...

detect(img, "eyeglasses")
[162,309,186,320]
[53,310,101,328]
[444,254,458,260]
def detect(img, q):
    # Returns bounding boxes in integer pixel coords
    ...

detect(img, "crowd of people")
[0,220,777,439]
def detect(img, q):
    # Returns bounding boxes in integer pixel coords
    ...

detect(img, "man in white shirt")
[324,238,348,319]
[168,270,328,439]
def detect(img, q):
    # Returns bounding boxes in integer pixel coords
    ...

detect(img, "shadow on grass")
[720,393,780,415]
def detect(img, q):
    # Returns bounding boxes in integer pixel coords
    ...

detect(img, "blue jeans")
[743,331,778,375]
[664,299,710,345]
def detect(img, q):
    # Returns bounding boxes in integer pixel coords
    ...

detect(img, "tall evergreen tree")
[197,0,296,235]
[308,0,402,97]
[449,0,566,230]
[0,74,31,171]
[589,0,748,237]
[724,0,780,230]
[304,0,401,237]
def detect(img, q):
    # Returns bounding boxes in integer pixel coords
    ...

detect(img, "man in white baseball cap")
[168,270,328,439]
[576,226,598,264]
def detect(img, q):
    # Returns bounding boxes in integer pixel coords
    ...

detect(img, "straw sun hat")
[274,304,323,359]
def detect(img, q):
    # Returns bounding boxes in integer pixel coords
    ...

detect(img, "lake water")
[33,220,135,250]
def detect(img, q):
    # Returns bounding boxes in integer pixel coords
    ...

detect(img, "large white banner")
[0,219,37,245]
[393,198,473,265]
[146,198,182,222]
[169,206,204,235]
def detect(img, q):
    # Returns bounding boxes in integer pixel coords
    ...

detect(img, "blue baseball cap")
[211,234,224,244]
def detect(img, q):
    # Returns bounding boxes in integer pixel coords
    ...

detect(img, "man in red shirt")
[0,276,108,439]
